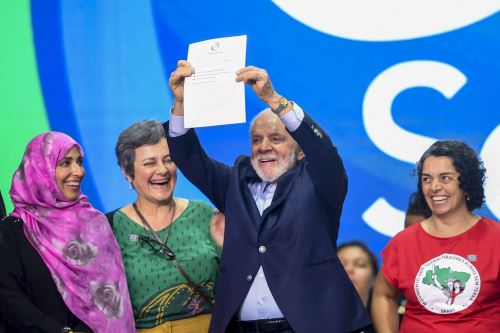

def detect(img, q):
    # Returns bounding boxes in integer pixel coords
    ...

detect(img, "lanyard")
[132,201,215,305]
[132,201,174,246]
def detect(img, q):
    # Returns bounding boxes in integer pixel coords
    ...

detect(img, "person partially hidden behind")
[338,241,378,333]
[404,191,430,229]
[165,61,372,333]
[0,132,135,333]
[372,140,500,333]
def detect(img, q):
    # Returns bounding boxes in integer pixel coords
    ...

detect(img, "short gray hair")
[116,120,166,178]
[249,108,274,134]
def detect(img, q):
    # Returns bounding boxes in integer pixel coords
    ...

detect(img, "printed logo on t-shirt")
[414,253,480,314]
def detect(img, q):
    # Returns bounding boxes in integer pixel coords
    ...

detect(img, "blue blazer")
[165,112,371,333]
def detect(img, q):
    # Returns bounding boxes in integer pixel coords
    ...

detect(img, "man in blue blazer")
[166,61,372,333]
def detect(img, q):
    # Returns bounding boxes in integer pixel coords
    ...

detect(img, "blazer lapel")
[238,158,263,231]
[260,161,304,231]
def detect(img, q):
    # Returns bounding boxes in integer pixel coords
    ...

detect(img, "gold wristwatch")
[271,96,289,115]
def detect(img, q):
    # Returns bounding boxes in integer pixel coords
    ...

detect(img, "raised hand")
[235,66,281,109]
[168,60,195,115]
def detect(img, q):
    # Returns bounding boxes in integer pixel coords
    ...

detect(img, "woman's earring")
[128,182,134,190]
[466,193,470,201]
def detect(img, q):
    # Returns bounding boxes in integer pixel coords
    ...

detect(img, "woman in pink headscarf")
[0,132,136,333]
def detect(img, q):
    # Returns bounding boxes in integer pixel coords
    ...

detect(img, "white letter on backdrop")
[362,60,467,236]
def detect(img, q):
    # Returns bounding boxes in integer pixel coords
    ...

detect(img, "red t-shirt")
[382,217,500,333]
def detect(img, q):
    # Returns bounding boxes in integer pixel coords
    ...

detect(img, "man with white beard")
[249,109,304,183]
[165,61,371,333]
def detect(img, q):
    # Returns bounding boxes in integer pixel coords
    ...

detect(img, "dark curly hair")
[416,140,486,212]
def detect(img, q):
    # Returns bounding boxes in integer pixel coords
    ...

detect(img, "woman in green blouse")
[107,120,224,333]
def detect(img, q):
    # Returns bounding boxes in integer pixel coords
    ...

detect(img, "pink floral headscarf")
[10,132,135,332]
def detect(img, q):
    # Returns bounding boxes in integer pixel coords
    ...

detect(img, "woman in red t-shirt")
[372,140,500,333]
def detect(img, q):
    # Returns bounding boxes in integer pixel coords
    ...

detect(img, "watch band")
[271,96,288,115]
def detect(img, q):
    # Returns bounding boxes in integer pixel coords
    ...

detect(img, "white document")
[184,35,247,128]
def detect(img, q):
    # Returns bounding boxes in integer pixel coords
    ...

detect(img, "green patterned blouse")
[111,200,220,328]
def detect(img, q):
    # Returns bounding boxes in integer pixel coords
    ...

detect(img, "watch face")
[279,96,288,106]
